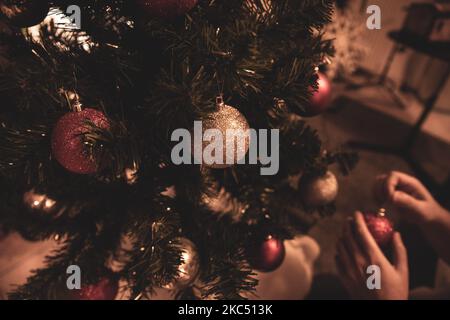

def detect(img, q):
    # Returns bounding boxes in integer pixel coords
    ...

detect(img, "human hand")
[373,171,446,224]
[336,211,409,300]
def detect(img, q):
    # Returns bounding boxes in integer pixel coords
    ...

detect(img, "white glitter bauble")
[196,99,250,169]
[300,171,338,207]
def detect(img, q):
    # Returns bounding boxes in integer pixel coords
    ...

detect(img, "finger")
[387,171,431,201]
[336,241,357,279]
[353,211,386,263]
[343,220,368,275]
[392,232,408,273]
[392,191,423,213]
[385,172,400,202]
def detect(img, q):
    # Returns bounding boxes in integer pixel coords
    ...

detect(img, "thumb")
[392,232,408,273]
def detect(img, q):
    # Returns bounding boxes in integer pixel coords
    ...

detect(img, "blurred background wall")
[349,0,450,111]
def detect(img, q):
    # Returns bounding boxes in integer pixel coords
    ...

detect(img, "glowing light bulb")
[24,190,56,212]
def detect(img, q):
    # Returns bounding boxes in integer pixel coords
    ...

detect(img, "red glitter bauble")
[364,210,394,247]
[248,235,285,273]
[304,71,332,116]
[135,0,199,19]
[51,108,109,174]
[76,277,118,300]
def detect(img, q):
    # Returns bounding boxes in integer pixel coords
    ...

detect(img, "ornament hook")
[216,95,224,107]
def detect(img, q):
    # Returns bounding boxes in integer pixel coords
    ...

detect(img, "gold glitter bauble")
[300,171,338,207]
[198,100,250,169]
[164,237,200,289]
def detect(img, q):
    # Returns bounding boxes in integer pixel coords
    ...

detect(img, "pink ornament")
[305,72,332,116]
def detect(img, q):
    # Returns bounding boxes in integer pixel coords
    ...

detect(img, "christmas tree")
[0,0,357,300]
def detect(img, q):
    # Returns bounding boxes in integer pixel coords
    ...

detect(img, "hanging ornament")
[51,107,110,174]
[243,236,320,300]
[0,0,49,27]
[363,209,394,247]
[23,190,56,212]
[164,237,200,289]
[299,170,338,207]
[71,275,119,300]
[47,268,119,300]
[247,234,285,273]
[135,0,199,20]
[303,72,332,117]
[195,96,250,169]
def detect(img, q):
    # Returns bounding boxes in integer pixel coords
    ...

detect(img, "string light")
[23,190,56,212]
[44,198,56,209]
[125,166,138,185]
